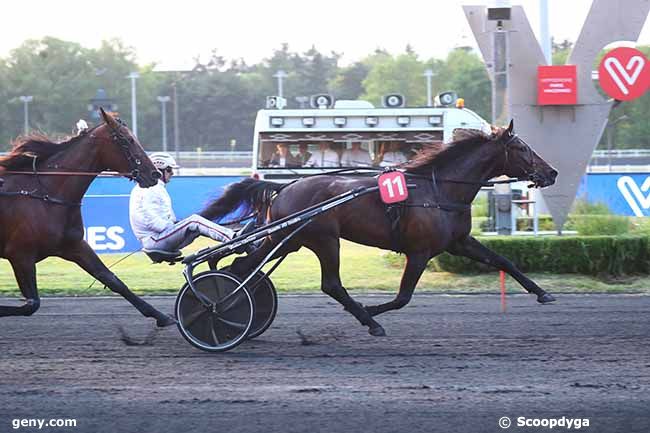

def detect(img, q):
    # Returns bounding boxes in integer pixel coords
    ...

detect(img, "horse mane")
[0,130,92,171]
[403,128,496,175]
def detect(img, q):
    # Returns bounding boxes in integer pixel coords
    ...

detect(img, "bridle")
[502,133,545,188]
[432,133,539,187]
[0,121,156,207]
[104,118,150,184]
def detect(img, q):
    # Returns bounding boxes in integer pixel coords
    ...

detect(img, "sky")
[1,0,648,68]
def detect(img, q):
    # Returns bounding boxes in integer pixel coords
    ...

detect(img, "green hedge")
[386,236,650,275]
[480,215,631,235]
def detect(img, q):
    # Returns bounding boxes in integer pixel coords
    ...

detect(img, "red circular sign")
[598,47,650,101]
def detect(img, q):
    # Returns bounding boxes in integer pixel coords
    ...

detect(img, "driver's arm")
[141,187,174,233]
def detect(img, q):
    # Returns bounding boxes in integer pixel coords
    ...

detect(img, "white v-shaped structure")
[464,0,649,230]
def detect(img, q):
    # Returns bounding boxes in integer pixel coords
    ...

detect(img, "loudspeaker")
[266,96,287,109]
[310,94,334,109]
[434,91,458,107]
[382,94,405,108]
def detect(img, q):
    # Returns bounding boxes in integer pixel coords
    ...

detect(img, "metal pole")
[157,96,170,152]
[423,69,434,107]
[19,96,33,135]
[273,70,287,98]
[172,81,180,162]
[128,72,139,136]
[161,99,168,152]
[539,0,551,64]
[533,199,539,236]
[492,29,509,125]
[606,115,628,172]
[607,127,613,172]
[491,6,512,235]
[23,100,29,134]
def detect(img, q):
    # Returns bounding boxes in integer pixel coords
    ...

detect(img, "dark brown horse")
[0,109,175,327]
[201,122,558,336]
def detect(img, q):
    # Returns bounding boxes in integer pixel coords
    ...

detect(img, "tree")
[361,50,427,106]
[294,46,340,99]
[0,59,11,146]
[329,61,370,100]
[432,49,491,120]
[2,38,647,153]
[552,38,573,65]
[3,38,95,144]
[0,37,143,148]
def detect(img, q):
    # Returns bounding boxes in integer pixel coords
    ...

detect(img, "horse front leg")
[308,236,386,336]
[0,256,40,317]
[364,252,429,317]
[59,241,176,327]
[447,236,555,303]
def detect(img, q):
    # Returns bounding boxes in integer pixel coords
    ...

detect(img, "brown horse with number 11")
[201,121,558,337]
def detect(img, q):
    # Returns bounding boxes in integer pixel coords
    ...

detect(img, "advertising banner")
[537,65,578,105]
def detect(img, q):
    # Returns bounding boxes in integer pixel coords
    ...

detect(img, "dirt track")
[1,294,649,433]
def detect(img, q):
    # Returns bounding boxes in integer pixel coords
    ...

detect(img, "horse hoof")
[368,325,386,337]
[156,314,177,328]
[537,293,556,304]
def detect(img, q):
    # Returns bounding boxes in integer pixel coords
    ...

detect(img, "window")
[257,131,442,170]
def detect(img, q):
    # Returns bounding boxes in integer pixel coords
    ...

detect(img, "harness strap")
[384,204,405,253]
[0,120,143,208]
[396,201,471,212]
[0,190,81,207]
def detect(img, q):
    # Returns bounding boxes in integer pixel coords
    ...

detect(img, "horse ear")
[100,107,119,130]
[506,119,514,134]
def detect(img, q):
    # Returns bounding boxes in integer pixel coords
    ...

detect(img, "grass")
[1,238,650,297]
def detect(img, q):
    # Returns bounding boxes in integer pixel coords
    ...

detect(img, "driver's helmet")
[149,152,180,171]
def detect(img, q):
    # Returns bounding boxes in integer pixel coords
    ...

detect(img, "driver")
[129,152,235,255]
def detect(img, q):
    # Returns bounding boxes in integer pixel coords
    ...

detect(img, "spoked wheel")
[175,270,254,352]
[222,266,278,340]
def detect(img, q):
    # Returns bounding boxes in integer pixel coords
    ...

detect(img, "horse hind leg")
[59,241,176,327]
[0,257,40,317]
[307,236,386,337]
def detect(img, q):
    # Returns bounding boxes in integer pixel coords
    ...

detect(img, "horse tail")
[200,178,284,221]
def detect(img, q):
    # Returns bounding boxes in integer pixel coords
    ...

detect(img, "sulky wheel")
[175,270,254,352]
[222,266,278,340]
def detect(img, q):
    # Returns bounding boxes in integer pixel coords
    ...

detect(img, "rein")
[0,170,135,177]
[281,167,521,187]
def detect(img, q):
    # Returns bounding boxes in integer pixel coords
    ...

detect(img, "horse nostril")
[550,169,558,178]
[152,171,161,180]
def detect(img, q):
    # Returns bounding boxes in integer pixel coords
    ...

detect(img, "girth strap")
[384,204,405,253]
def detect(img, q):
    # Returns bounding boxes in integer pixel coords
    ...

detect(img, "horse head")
[496,120,557,188]
[96,108,160,188]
